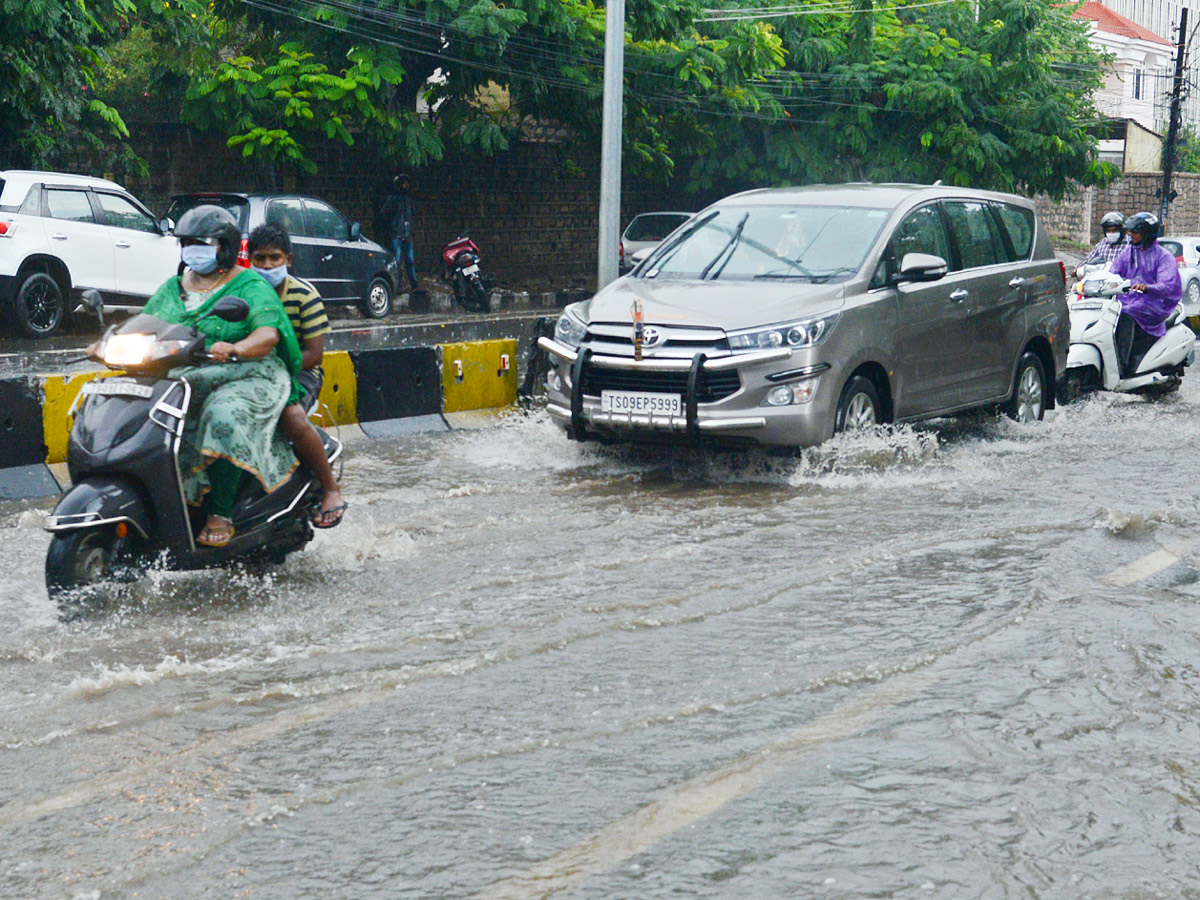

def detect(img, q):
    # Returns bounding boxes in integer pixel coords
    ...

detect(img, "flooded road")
[4,383,1200,899]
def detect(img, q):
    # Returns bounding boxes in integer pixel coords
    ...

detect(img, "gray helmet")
[175,205,241,270]
[1100,211,1125,233]
[1125,211,1160,245]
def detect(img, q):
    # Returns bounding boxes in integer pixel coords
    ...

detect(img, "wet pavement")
[3,370,1200,898]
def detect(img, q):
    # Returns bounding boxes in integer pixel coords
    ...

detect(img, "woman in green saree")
[139,205,302,547]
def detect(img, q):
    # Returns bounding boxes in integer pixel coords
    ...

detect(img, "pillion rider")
[1108,211,1182,377]
[1080,211,1130,270]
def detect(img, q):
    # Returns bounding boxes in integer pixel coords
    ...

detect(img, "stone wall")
[58,124,720,289]
[1034,172,1200,246]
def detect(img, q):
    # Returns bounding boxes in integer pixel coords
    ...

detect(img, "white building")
[1096,0,1200,127]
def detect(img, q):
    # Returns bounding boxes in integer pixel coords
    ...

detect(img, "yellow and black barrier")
[0,339,517,500]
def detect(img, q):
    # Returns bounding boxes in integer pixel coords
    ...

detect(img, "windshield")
[166,195,250,230]
[640,205,890,282]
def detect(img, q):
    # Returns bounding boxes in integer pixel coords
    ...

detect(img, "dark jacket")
[380,190,415,242]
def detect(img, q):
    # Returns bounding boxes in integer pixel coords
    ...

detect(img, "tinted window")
[266,198,309,237]
[1160,240,1183,258]
[97,192,159,233]
[993,203,1035,259]
[305,200,349,241]
[166,195,249,229]
[645,205,889,282]
[45,189,95,223]
[891,205,951,264]
[625,213,690,242]
[941,200,1004,269]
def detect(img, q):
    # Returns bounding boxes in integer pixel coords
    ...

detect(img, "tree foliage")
[2,0,1113,198]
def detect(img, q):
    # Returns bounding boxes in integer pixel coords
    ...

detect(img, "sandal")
[197,515,235,547]
[312,502,348,529]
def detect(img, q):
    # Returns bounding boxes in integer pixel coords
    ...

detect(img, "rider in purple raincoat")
[1108,211,1181,376]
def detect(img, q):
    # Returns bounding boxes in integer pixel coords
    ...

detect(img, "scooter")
[43,292,342,618]
[1060,268,1196,400]
[441,233,492,313]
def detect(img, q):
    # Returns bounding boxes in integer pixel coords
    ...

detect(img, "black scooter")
[44,292,342,618]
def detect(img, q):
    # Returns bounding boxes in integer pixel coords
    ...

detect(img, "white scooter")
[1061,267,1195,400]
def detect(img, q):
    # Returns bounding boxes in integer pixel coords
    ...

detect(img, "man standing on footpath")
[380,173,418,294]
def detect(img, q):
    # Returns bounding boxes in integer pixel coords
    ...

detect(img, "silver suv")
[0,171,179,337]
[540,184,1067,447]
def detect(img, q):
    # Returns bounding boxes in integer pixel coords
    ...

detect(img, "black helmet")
[1125,211,1160,245]
[1100,211,1126,232]
[175,205,241,270]
[393,173,411,189]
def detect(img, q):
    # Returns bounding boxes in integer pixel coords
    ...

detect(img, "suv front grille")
[580,367,741,403]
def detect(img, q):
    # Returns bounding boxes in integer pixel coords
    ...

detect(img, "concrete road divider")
[0,339,519,500]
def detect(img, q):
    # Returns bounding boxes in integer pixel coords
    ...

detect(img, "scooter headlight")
[101,334,156,367]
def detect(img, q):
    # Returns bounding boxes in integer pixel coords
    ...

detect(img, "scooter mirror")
[212,296,251,322]
[350,221,362,241]
[79,289,105,328]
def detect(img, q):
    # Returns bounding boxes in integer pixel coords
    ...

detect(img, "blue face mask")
[181,244,220,274]
[253,264,288,287]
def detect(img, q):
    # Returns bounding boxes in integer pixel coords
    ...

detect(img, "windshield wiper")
[640,210,719,277]
[808,266,858,283]
[699,213,749,280]
[754,259,815,280]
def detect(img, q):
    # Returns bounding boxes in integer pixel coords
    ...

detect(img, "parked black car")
[166,193,400,317]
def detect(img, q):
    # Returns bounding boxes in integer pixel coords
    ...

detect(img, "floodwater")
[3,383,1200,899]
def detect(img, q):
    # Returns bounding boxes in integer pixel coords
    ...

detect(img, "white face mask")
[253,264,288,287]
[181,244,220,274]
[1105,231,1122,244]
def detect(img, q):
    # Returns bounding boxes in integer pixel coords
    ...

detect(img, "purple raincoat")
[1109,240,1182,337]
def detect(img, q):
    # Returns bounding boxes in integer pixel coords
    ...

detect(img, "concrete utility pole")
[1160,7,1188,226]
[597,0,625,290]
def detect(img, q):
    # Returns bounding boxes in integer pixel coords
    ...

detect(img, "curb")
[0,338,518,501]
[401,289,589,314]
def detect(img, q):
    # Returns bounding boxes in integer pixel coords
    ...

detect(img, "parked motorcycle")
[1059,268,1195,400]
[441,233,492,313]
[43,291,342,619]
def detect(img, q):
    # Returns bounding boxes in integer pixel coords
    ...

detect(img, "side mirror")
[211,296,250,322]
[159,217,174,236]
[349,222,362,241]
[79,289,105,328]
[895,252,948,283]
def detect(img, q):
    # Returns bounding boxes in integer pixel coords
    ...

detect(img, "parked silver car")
[540,184,1067,448]
[619,211,692,274]
[1158,236,1200,320]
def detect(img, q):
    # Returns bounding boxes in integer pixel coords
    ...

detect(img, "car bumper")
[539,337,839,447]
[0,273,15,306]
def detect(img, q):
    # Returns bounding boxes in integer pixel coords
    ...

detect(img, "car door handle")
[1008,277,1026,288]
[50,233,67,241]
[115,241,131,249]
[949,289,969,302]
[321,254,334,262]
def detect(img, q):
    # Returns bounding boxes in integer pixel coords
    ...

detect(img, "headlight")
[729,313,839,352]
[554,311,587,348]
[101,334,156,367]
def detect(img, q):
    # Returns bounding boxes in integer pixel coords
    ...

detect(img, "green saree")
[142,269,303,505]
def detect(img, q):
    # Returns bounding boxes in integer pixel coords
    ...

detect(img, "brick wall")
[76,123,719,289]
[1035,172,1200,246]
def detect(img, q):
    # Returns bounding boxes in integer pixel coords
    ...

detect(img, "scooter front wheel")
[45,527,137,620]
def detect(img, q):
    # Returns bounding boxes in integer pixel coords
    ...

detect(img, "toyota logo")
[640,326,665,348]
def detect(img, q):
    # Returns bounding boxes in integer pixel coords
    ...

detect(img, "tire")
[1187,279,1200,307]
[45,527,135,619]
[454,271,491,313]
[1005,351,1046,423]
[360,276,392,318]
[8,271,65,337]
[834,375,881,433]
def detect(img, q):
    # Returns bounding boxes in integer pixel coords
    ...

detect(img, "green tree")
[0,0,137,168]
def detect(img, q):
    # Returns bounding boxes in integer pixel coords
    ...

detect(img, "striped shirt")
[281,275,330,342]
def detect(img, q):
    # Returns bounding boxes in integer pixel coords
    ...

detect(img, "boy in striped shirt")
[248,223,347,529]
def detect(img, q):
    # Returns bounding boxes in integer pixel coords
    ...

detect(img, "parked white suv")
[0,171,179,337]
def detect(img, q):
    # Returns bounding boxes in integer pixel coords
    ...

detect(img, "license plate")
[462,264,480,276]
[601,390,682,415]
[83,380,153,399]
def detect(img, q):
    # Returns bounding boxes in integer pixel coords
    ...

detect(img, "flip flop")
[312,502,348,530]
[197,516,235,547]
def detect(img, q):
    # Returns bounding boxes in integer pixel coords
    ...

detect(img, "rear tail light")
[1057,260,1066,287]
[237,238,250,267]
[619,239,624,265]
[0,220,13,237]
